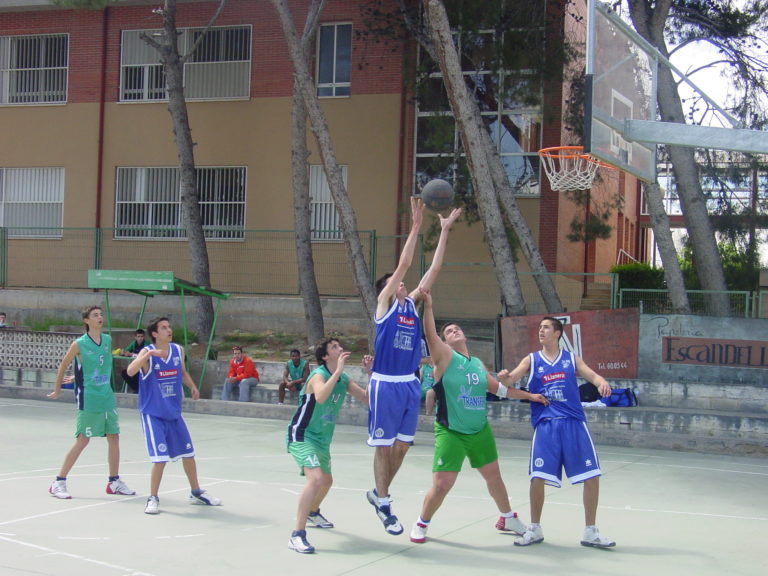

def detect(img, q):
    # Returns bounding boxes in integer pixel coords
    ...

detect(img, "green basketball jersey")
[287,366,348,449]
[74,332,115,412]
[286,358,307,381]
[433,350,488,434]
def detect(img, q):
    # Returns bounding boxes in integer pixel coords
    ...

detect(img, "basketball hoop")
[538,146,610,192]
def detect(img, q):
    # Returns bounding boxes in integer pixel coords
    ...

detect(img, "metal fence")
[0,226,621,320]
[617,288,763,318]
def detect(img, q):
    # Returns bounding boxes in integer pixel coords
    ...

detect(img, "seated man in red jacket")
[222,346,260,402]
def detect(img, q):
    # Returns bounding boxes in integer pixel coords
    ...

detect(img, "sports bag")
[599,388,638,407]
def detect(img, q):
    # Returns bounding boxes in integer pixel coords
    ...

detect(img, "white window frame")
[0,167,65,237]
[114,166,247,240]
[316,22,352,98]
[310,164,346,242]
[0,34,68,105]
[414,29,542,197]
[119,25,251,102]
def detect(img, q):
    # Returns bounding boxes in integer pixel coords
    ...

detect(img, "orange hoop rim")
[537,146,617,170]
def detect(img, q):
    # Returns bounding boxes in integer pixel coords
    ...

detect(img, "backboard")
[585,0,657,182]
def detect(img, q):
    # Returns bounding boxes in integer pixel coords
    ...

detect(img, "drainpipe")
[95,7,109,234]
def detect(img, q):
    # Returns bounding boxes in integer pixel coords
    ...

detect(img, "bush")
[610,262,665,290]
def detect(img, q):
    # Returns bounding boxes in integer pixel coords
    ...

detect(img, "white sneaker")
[106,478,136,495]
[49,479,71,499]
[144,495,159,514]
[189,490,222,506]
[514,524,544,546]
[288,530,315,554]
[410,521,429,543]
[581,526,616,548]
[496,513,526,535]
[307,509,334,528]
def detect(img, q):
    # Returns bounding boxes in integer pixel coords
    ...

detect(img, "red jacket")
[228,356,259,381]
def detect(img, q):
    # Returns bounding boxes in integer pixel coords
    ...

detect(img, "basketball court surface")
[0,396,764,576]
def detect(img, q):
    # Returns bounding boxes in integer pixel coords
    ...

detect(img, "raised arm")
[376,197,425,317]
[497,354,533,387]
[312,351,351,405]
[347,353,373,403]
[411,207,462,303]
[419,288,453,377]
[126,346,153,377]
[487,370,548,405]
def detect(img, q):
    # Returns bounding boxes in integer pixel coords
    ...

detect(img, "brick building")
[0,0,640,317]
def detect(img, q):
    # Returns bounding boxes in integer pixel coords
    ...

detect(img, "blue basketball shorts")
[528,417,602,487]
[140,412,195,463]
[367,373,421,447]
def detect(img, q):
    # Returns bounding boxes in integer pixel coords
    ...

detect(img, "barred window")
[309,164,346,242]
[317,23,351,98]
[0,34,68,105]
[115,167,247,240]
[0,167,64,237]
[120,26,251,102]
[415,30,542,197]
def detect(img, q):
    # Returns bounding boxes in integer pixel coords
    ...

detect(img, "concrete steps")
[3,361,766,455]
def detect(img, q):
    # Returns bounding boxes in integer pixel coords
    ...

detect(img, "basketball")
[420,179,455,212]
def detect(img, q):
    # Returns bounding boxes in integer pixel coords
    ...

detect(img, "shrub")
[610,262,665,290]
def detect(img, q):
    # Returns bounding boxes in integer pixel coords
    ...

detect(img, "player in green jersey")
[286,338,371,554]
[409,289,548,544]
[47,305,134,499]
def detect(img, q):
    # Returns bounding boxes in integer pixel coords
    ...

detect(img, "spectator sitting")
[120,329,147,393]
[222,346,260,402]
[0,312,8,328]
[278,349,310,405]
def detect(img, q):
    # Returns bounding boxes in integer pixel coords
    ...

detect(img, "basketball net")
[538,146,606,191]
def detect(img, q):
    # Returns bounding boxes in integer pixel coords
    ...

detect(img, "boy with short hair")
[47,305,135,499]
[278,348,310,405]
[127,316,221,514]
[286,339,371,554]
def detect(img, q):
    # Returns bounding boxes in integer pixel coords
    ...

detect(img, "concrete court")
[0,397,765,576]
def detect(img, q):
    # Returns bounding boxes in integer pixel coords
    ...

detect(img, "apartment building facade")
[0,0,640,317]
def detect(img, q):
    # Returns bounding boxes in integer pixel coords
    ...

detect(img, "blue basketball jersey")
[138,343,184,420]
[526,349,586,427]
[373,296,422,376]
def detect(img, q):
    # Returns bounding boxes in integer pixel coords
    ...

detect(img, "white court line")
[0,480,228,528]
[544,500,768,522]
[0,534,161,576]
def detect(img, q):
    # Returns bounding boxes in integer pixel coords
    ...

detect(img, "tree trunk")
[425,0,526,315]
[159,0,214,340]
[292,0,326,347]
[270,0,377,344]
[643,182,691,314]
[628,0,731,316]
[482,138,564,312]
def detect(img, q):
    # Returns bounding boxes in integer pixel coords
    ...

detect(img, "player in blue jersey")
[47,305,135,499]
[366,197,461,535]
[498,317,616,549]
[126,317,221,515]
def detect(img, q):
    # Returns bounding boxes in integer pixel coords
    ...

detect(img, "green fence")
[618,288,758,318]
[0,226,622,319]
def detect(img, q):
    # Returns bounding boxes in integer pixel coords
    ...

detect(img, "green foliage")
[53,0,115,9]
[679,239,760,291]
[563,188,624,243]
[610,262,666,290]
[28,316,135,332]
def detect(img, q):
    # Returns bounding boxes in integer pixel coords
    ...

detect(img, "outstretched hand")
[411,196,425,229]
[419,287,432,307]
[439,207,462,230]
